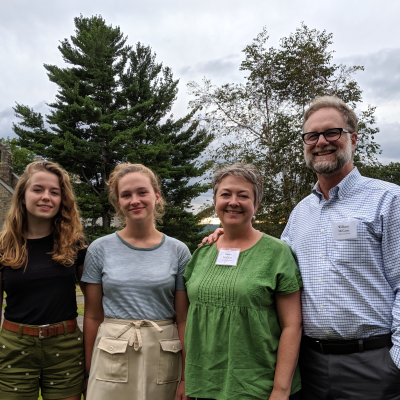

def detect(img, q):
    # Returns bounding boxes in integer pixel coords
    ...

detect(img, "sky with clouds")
[1,0,399,209]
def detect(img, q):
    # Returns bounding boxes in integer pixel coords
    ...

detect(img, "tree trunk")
[102,212,111,228]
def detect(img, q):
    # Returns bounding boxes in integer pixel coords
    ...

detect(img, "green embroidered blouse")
[184,234,302,400]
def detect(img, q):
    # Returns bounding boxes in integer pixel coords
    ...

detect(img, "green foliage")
[0,137,35,175]
[188,23,380,237]
[12,15,213,246]
[359,162,400,186]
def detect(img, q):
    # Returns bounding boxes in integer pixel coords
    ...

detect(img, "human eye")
[305,132,319,142]
[51,191,60,196]
[325,129,341,139]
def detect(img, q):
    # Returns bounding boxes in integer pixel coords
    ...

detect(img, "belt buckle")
[38,324,50,339]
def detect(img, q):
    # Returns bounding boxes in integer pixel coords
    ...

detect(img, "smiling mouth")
[225,210,243,214]
[38,205,52,210]
[313,148,337,156]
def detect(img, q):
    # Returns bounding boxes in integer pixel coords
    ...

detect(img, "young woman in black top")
[0,161,87,400]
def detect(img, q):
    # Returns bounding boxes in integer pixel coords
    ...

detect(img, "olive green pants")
[0,321,85,400]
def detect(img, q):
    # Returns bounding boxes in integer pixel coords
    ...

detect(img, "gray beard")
[304,137,353,176]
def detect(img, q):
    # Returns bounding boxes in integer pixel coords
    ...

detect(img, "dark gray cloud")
[179,54,243,80]
[0,107,15,139]
[0,101,49,141]
[338,48,400,103]
[375,121,400,164]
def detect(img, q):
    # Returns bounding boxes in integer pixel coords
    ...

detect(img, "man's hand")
[176,380,190,400]
[198,228,224,247]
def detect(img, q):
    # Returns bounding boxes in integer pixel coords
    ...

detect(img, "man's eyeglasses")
[301,128,351,145]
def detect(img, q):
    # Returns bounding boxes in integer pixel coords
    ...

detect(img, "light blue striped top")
[82,232,191,320]
[281,168,400,367]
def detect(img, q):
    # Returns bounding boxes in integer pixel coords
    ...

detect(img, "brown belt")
[2,319,77,339]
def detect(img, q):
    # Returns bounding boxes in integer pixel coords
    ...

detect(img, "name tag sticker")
[216,248,240,266]
[332,219,358,240]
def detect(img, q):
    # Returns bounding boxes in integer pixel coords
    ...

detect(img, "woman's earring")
[251,215,256,222]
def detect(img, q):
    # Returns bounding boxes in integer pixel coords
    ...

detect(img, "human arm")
[382,194,400,368]
[76,264,85,297]
[198,228,224,247]
[175,289,190,400]
[269,290,302,400]
[0,271,3,327]
[83,283,104,382]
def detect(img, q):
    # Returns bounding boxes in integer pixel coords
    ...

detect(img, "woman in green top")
[184,163,302,400]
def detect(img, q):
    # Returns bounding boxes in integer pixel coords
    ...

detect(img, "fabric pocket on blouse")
[157,339,182,384]
[96,337,129,383]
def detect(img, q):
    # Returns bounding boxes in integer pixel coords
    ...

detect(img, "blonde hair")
[0,161,86,269]
[108,163,166,224]
[303,96,358,132]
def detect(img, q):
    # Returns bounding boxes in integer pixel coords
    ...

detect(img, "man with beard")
[202,95,400,399]
[280,95,400,399]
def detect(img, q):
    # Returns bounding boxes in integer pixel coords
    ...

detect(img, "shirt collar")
[312,167,361,200]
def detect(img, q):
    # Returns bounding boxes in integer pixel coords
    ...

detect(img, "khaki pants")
[87,318,182,400]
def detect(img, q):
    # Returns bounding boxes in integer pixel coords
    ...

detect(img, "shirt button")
[320,306,324,310]
[318,279,322,283]
[109,346,113,351]
[319,254,323,258]
[172,345,176,350]
[339,196,343,199]
[325,206,329,210]
[321,229,324,233]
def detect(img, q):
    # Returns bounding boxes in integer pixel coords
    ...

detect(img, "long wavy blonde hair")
[0,161,86,269]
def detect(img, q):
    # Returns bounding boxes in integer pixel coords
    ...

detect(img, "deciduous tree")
[188,23,380,237]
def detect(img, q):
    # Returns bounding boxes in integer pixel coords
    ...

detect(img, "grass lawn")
[76,285,84,297]
[77,302,84,316]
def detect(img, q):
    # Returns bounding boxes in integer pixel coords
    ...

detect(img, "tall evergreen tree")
[13,15,213,250]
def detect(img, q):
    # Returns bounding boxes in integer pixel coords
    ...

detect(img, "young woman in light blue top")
[82,163,190,400]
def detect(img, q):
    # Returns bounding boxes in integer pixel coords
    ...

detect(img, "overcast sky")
[1,0,399,209]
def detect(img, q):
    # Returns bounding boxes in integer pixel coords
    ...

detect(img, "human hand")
[198,228,224,247]
[176,380,190,400]
[268,388,290,400]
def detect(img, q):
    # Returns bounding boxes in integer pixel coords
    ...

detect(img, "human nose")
[129,194,140,204]
[315,132,330,147]
[41,190,50,200]
[228,195,240,206]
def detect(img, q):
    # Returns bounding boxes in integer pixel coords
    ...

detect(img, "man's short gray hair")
[212,163,263,206]
[303,96,358,133]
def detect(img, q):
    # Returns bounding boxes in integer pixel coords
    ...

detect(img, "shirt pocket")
[157,339,182,384]
[96,337,129,383]
[330,217,381,266]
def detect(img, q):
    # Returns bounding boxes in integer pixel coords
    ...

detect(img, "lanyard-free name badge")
[331,219,358,240]
[216,248,240,266]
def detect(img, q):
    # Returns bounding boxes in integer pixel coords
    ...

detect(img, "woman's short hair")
[303,96,358,132]
[108,163,166,224]
[212,163,263,206]
[0,161,86,269]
